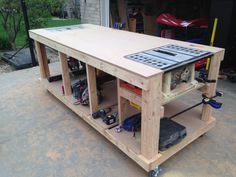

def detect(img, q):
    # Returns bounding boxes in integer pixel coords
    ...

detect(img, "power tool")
[92,108,112,119]
[103,112,118,125]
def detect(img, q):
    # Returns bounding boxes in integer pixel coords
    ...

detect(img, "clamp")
[201,90,223,109]
[202,98,222,109]
[168,90,223,119]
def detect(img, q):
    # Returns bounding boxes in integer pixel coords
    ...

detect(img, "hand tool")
[168,91,223,119]
[206,18,218,70]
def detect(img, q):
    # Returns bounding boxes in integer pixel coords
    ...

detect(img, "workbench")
[29,24,224,175]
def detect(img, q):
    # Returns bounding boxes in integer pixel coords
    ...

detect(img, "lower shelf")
[41,78,215,172]
[106,101,216,171]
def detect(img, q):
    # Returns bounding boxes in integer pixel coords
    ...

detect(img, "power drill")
[92,108,112,119]
[103,112,118,125]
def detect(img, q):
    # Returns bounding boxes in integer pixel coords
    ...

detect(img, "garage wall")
[80,0,101,25]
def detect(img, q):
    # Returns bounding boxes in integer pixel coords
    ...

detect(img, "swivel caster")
[148,166,161,177]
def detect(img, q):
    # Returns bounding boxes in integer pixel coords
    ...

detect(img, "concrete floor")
[0,65,235,177]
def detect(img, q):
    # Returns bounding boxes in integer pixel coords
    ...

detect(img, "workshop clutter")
[72,79,89,105]
[68,57,86,76]
[157,13,208,41]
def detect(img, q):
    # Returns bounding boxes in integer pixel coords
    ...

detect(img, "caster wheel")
[148,166,161,177]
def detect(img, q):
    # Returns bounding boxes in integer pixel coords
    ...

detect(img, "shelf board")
[106,100,215,171]
[163,82,205,104]
[119,86,142,106]
[106,126,141,154]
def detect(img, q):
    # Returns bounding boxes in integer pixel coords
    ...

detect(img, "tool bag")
[116,113,141,137]
[122,113,141,131]
[159,118,187,151]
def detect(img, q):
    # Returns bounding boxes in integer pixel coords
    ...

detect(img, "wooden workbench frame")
[33,29,224,172]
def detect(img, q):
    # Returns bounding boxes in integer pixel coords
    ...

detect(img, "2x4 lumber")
[117,79,128,124]
[118,96,128,124]
[190,64,195,82]
[86,64,99,114]
[201,51,224,121]
[59,52,72,96]
[34,42,50,78]
[141,74,163,159]
[118,86,142,107]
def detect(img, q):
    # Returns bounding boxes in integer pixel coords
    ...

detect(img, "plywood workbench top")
[29,24,224,78]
